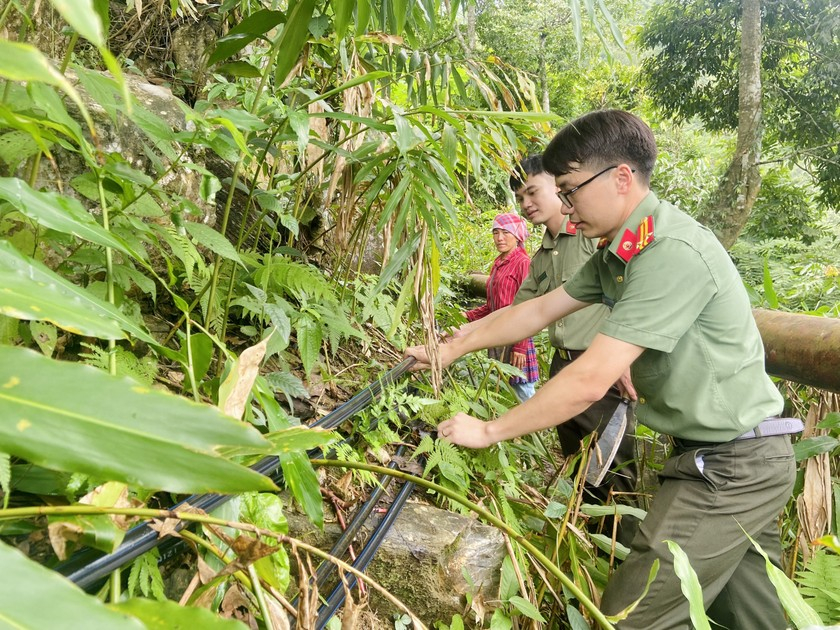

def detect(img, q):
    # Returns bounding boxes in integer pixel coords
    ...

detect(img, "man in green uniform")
[406,110,798,628]
[510,155,638,528]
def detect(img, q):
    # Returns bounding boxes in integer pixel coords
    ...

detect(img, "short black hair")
[509,154,545,191]
[543,110,657,185]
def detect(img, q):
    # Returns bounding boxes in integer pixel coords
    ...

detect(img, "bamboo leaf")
[665,540,712,630]
[273,0,318,87]
[208,9,286,66]
[278,450,323,528]
[48,0,105,46]
[0,240,155,344]
[793,436,840,461]
[0,542,145,629]
[0,346,276,494]
[355,0,371,34]
[0,177,133,257]
[333,0,355,40]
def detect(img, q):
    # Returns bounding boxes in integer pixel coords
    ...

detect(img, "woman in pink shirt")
[465,213,539,401]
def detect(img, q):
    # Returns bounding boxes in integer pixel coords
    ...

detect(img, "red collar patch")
[565,221,577,235]
[615,216,655,263]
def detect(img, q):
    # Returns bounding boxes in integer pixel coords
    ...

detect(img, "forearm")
[450,288,585,359]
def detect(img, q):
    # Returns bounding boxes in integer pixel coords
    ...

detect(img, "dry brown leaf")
[221,334,271,420]
[220,583,258,630]
[47,521,83,560]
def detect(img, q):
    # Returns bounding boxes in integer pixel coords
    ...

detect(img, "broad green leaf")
[110,597,245,629]
[793,436,839,461]
[0,240,155,344]
[288,109,311,161]
[242,492,290,591]
[48,511,125,556]
[278,450,323,528]
[208,9,286,66]
[0,177,133,257]
[30,320,57,357]
[567,607,590,630]
[508,596,546,622]
[0,41,95,135]
[666,540,711,630]
[184,221,244,267]
[0,346,276,494]
[273,0,318,87]
[489,610,512,630]
[0,541,145,630]
[747,532,823,628]
[816,411,840,429]
[499,555,519,601]
[48,0,104,46]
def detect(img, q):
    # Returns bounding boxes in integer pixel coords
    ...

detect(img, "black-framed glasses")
[556,165,618,208]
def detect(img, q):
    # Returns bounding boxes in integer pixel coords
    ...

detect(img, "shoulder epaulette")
[615,216,655,263]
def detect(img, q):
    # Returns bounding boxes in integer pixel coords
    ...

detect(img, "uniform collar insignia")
[565,221,577,235]
[615,215,655,263]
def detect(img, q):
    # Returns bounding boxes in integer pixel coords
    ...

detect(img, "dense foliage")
[0,0,837,628]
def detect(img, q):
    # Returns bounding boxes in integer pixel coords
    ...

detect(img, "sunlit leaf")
[0,541,145,629]
[793,436,839,461]
[508,596,546,622]
[0,41,95,135]
[48,0,104,46]
[110,597,244,628]
[0,177,133,257]
[746,531,823,628]
[666,540,711,630]
[0,346,275,494]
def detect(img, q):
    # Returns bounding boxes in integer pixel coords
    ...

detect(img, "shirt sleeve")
[465,303,491,321]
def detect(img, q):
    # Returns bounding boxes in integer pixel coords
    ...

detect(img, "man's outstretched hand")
[437,412,494,449]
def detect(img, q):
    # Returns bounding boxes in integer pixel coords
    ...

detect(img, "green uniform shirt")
[564,192,783,441]
[514,216,608,350]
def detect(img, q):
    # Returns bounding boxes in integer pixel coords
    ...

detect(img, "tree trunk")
[696,0,763,250]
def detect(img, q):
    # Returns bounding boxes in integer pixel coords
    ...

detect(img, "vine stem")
[309,458,616,629]
[0,505,426,629]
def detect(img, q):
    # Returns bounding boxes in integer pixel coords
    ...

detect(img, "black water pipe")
[57,358,416,589]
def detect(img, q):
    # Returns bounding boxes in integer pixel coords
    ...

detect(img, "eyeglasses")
[556,165,618,208]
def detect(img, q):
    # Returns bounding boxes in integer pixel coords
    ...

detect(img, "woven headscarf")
[492,213,529,248]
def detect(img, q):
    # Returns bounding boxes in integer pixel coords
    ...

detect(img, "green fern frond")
[797,549,840,624]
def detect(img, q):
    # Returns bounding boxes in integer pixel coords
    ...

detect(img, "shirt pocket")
[630,350,671,392]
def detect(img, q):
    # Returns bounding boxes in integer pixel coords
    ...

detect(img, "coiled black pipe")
[57,357,416,589]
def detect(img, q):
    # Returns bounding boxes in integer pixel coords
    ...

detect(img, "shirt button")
[553,251,559,256]
[639,397,645,404]
[616,275,624,283]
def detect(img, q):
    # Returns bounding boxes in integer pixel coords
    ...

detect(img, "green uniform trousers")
[600,434,795,629]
